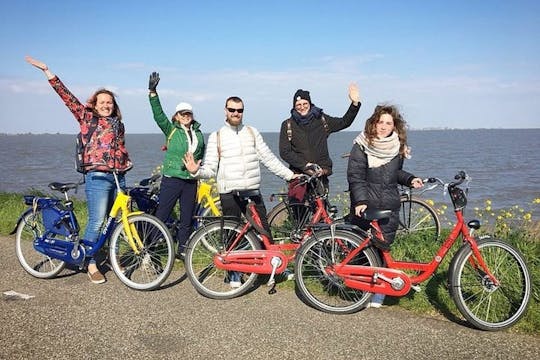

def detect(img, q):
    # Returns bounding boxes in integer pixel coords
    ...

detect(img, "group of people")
[25,56,423,308]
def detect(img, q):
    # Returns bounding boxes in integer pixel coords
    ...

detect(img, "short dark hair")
[225,96,243,107]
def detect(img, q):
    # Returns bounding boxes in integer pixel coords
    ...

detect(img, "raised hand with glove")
[148,72,160,93]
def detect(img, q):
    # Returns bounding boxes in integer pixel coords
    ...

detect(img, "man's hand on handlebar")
[304,163,324,177]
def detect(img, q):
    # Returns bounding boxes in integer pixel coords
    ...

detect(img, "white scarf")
[353,131,401,168]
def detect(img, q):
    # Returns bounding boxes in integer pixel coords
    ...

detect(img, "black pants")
[155,176,197,249]
[350,208,400,245]
[219,191,273,241]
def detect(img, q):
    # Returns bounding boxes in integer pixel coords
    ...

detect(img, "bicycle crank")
[335,265,412,297]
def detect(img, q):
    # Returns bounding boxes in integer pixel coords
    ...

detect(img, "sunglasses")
[226,107,244,114]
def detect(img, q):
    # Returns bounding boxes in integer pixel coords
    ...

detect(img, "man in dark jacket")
[279,84,361,190]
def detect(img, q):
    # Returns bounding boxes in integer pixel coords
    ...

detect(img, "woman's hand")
[410,177,424,189]
[148,72,160,93]
[25,56,47,71]
[25,56,54,80]
[354,204,367,217]
[183,152,201,174]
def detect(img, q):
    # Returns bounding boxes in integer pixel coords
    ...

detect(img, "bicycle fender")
[10,208,33,235]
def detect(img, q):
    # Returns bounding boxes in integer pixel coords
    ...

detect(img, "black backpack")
[75,125,97,174]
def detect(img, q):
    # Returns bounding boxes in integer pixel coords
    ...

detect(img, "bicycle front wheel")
[448,238,531,331]
[267,201,314,244]
[109,214,174,291]
[396,196,440,242]
[15,210,66,278]
[185,220,261,300]
[295,229,382,314]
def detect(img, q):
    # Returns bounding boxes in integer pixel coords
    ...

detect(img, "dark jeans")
[155,176,197,249]
[219,191,272,241]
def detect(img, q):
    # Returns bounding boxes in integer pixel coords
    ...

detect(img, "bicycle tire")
[295,229,382,314]
[15,210,66,278]
[396,196,440,241]
[109,214,174,291]
[184,219,262,300]
[448,238,531,331]
[267,201,314,244]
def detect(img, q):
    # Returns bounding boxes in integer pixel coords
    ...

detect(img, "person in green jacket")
[148,72,205,259]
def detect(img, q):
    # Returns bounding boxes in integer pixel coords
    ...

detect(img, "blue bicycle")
[12,172,175,290]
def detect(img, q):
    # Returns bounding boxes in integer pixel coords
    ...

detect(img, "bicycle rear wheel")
[295,229,381,314]
[15,210,66,278]
[448,238,531,331]
[267,201,314,244]
[396,196,440,241]
[185,220,261,299]
[109,214,174,291]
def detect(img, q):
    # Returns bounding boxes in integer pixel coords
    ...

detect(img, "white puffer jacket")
[196,121,294,193]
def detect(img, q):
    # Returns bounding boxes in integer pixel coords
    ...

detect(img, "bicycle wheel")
[448,238,531,331]
[185,219,261,300]
[295,229,382,314]
[267,200,314,244]
[15,210,66,278]
[396,196,440,242]
[109,214,174,291]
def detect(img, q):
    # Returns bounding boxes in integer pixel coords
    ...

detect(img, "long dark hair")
[364,104,408,155]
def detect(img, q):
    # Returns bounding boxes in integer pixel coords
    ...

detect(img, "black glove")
[148,72,160,92]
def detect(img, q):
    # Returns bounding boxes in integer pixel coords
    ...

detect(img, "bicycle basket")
[129,187,158,214]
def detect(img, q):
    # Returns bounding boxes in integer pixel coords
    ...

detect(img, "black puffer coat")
[347,142,415,211]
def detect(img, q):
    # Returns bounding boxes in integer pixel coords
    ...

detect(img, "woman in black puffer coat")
[347,104,423,308]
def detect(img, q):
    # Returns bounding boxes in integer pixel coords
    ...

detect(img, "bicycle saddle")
[232,189,261,200]
[362,209,392,221]
[48,182,79,193]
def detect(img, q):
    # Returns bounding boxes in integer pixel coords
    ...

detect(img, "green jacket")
[149,94,205,179]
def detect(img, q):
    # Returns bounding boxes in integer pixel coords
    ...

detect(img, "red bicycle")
[294,171,532,331]
[184,174,359,299]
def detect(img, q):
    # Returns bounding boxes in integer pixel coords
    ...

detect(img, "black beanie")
[293,89,311,106]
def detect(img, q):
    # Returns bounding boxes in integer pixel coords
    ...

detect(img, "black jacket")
[279,103,360,175]
[347,142,415,211]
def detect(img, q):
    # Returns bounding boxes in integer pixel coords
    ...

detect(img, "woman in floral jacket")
[26,55,132,284]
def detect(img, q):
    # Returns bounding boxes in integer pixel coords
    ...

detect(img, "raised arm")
[25,56,55,80]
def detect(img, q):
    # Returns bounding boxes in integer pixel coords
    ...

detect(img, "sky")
[1,0,539,134]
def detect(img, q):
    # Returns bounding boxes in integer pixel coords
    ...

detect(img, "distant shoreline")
[1,128,539,136]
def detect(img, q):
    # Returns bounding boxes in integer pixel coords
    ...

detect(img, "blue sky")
[1,0,539,134]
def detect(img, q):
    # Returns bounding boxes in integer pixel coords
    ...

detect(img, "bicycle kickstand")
[267,257,282,295]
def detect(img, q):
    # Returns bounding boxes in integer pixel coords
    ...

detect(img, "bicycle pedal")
[411,285,421,292]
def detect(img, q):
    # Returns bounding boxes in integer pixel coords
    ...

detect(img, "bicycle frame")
[331,176,499,297]
[20,174,145,266]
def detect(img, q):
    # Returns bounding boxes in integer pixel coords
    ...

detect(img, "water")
[1,129,539,216]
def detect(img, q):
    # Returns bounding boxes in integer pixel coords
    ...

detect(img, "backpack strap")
[286,115,329,142]
[321,114,329,134]
[286,119,292,142]
[216,129,221,160]
[166,127,177,148]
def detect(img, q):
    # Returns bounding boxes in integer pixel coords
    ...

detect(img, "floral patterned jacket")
[49,76,132,173]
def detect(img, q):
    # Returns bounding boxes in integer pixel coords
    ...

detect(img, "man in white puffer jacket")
[184,96,299,242]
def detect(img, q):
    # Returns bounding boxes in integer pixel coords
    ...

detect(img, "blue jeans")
[84,171,125,264]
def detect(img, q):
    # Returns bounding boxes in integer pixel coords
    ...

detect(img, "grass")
[2,190,539,334]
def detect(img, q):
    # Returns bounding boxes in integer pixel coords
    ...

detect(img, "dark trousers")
[155,176,197,249]
[351,208,400,245]
[220,191,273,241]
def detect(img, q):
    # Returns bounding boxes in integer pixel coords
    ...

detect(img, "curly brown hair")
[86,89,122,120]
[364,104,408,155]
